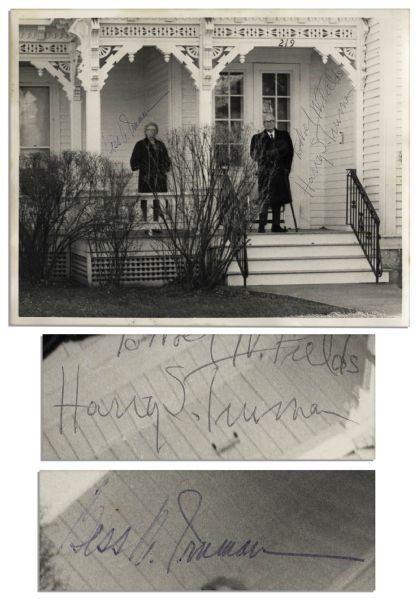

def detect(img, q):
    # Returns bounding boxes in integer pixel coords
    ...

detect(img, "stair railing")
[235,234,249,288]
[346,169,383,282]
[219,168,249,287]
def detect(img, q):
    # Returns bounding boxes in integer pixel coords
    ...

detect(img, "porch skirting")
[69,239,180,286]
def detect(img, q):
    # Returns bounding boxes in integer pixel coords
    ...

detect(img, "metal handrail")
[346,169,383,282]
[218,168,250,287]
[235,234,249,287]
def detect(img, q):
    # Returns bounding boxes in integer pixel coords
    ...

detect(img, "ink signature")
[102,91,169,155]
[54,335,361,455]
[61,478,365,572]
[292,68,354,198]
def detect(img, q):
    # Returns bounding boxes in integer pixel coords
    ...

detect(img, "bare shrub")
[153,125,259,289]
[19,151,99,283]
[87,157,137,287]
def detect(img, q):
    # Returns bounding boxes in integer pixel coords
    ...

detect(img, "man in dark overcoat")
[250,115,294,233]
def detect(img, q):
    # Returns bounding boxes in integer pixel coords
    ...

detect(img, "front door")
[253,64,302,229]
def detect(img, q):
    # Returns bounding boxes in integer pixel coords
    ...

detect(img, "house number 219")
[278,39,295,47]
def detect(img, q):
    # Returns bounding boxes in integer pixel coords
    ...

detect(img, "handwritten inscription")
[293,69,344,161]
[293,68,354,198]
[61,478,365,572]
[102,91,169,155]
[53,335,361,456]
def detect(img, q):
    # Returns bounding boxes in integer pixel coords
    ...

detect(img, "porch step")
[244,231,363,258]
[245,244,364,259]
[226,229,387,286]
[227,269,389,286]
[228,255,370,274]
[246,230,357,246]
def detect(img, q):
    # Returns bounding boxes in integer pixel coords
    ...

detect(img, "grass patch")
[19,281,352,319]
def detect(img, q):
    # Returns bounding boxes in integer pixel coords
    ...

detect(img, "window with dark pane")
[261,72,291,132]
[19,86,51,155]
[215,72,244,165]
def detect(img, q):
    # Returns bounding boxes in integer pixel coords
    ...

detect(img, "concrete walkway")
[250,282,402,316]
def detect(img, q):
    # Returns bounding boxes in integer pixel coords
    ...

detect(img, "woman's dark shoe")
[258,225,266,233]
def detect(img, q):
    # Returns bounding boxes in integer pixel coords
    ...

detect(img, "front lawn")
[19,282,352,318]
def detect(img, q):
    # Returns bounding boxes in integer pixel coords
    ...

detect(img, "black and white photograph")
[2,3,416,598]
[38,469,375,591]
[10,7,409,325]
[42,334,375,460]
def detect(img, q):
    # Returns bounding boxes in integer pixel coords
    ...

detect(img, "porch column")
[85,89,101,153]
[70,86,82,150]
[198,88,213,126]
[69,18,102,153]
[198,17,214,127]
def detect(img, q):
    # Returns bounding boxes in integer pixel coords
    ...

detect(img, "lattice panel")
[91,254,182,285]
[48,251,69,280]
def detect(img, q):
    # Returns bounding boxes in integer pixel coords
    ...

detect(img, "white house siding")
[181,64,197,126]
[58,88,71,151]
[362,19,382,217]
[362,15,404,240]
[142,47,169,139]
[320,60,355,228]
[307,53,327,229]
[299,54,355,229]
[394,16,403,237]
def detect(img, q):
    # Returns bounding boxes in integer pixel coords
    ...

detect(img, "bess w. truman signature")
[59,477,365,573]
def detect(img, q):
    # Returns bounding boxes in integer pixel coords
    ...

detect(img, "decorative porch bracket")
[313,43,359,89]
[28,58,73,99]
[155,42,200,88]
